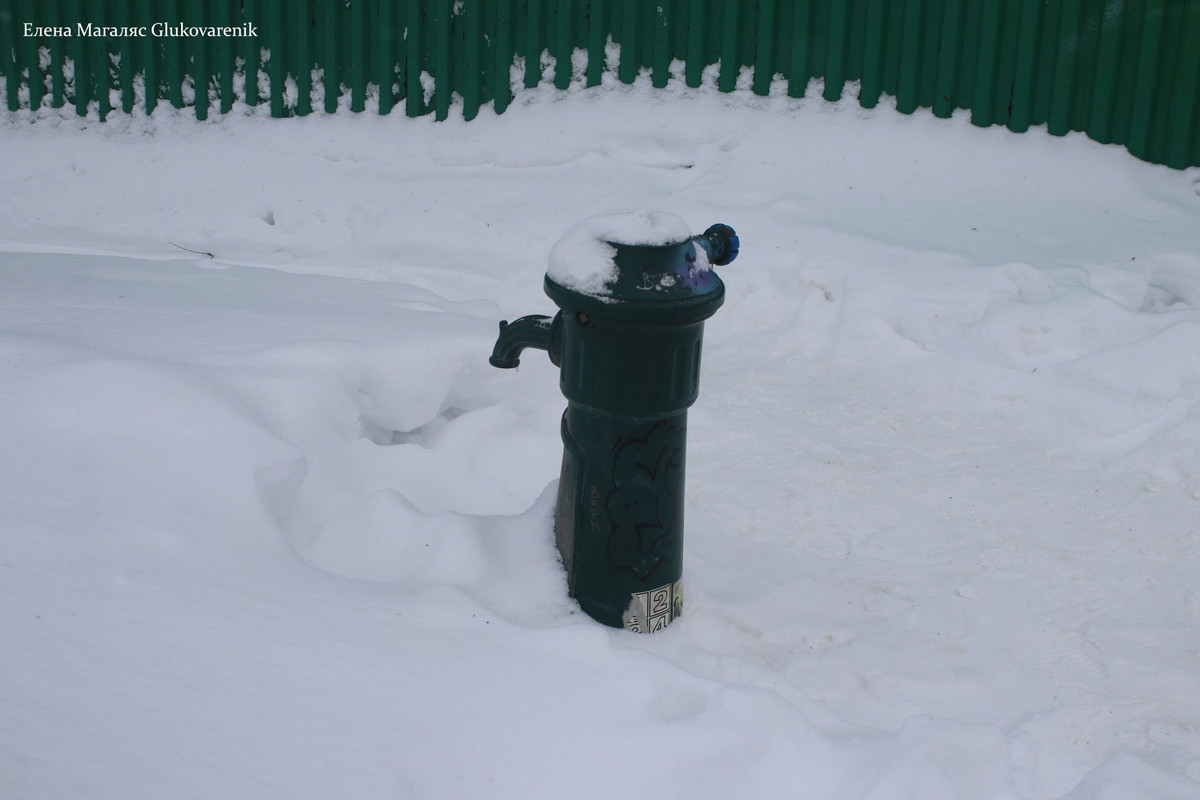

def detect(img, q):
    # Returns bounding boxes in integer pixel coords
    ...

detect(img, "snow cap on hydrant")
[489,211,738,631]
[545,210,736,322]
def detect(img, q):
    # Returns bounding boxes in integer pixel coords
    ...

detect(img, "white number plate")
[622,581,682,633]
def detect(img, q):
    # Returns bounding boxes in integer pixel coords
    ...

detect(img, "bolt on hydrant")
[489,211,738,632]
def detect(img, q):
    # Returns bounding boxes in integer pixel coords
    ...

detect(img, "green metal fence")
[1,1,1198,168]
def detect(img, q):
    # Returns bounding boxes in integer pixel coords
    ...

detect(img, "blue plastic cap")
[697,223,739,266]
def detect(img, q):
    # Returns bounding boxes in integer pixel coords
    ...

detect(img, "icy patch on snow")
[547,209,691,296]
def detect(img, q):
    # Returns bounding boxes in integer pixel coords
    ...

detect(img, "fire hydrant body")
[490,212,737,632]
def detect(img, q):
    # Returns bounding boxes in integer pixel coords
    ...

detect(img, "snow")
[2,73,1200,799]
[547,209,692,296]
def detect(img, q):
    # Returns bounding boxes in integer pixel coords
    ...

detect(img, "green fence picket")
[524,0,541,88]
[1047,0,1081,135]
[895,0,923,113]
[322,0,337,112]
[718,0,738,93]
[860,0,887,108]
[404,0,420,116]
[242,0,259,106]
[685,0,704,87]
[617,0,636,84]
[433,0,449,119]
[348,0,364,112]
[135,0,154,113]
[991,1,1019,127]
[753,0,773,96]
[186,0,207,120]
[824,0,848,101]
[1007,0,1039,132]
[844,0,866,86]
[586,0,605,87]
[89,0,108,118]
[495,0,513,109]
[376,0,393,114]
[1149,1,1186,164]
[216,0,235,113]
[1108,2,1140,146]
[551,0,570,90]
[289,0,307,115]
[1166,2,1200,168]
[461,0,480,118]
[933,0,959,117]
[788,0,811,97]
[971,0,1001,127]
[1069,0,1098,134]
[916,0,940,109]
[654,0,672,89]
[1129,1,1167,160]
[63,0,86,114]
[1087,0,1120,142]
[1,0,17,112]
[18,0,41,111]
[47,0,65,107]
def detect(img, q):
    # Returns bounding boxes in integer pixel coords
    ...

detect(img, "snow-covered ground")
[2,74,1200,799]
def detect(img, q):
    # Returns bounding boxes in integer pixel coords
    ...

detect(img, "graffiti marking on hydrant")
[605,419,684,582]
[589,485,602,533]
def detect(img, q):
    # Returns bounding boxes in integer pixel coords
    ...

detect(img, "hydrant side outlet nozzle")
[488,313,563,368]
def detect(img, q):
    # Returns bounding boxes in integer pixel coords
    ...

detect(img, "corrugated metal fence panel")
[0,0,1196,167]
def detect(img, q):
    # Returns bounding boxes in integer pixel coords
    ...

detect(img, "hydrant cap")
[545,210,728,322]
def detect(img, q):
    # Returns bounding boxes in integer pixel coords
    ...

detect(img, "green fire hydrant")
[489,211,738,632]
